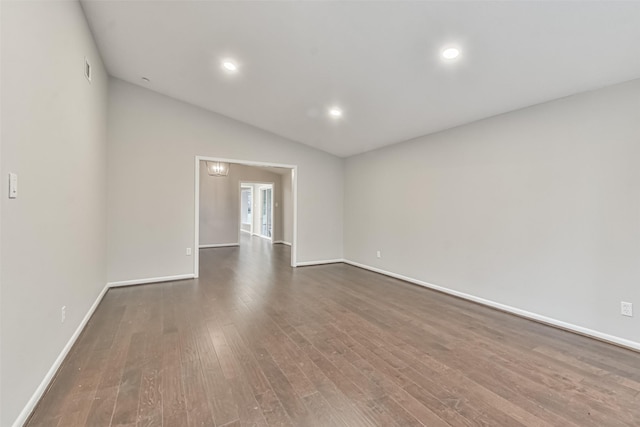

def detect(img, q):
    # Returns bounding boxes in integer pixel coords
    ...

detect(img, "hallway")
[27,237,640,426]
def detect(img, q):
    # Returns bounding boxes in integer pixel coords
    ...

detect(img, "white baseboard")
[253,234,272,241]
[13,272,197,426]
[342,259,640,352]
[107,273,195,288]
[16,260,638,427]
[273,240,291,246]
[240,229,251,234]
[12,284,110,427]
[296,258,345,267]
[198,243,239,249]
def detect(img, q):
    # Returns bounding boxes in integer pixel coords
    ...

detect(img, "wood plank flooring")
[27,235,640,426]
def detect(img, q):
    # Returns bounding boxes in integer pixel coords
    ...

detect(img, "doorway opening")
[194,156,297,276]
[240,182,274,241]
[259,184,273,240]
[240,185,253,235]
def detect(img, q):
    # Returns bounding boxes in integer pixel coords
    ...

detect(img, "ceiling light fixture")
[206,161,230,177]
[328,107,343,118]
[441,47,460,60]
[222,60,238,72]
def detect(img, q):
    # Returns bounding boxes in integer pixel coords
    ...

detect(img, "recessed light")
[441,47,460,60]
[328,107,343,118]
[222,60,238,72]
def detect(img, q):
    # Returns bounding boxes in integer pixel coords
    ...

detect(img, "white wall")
[108,78,343,282]
[0,1,108,425]
[282,171,294,244]
[199,162,283,245]
[345,78,640,346]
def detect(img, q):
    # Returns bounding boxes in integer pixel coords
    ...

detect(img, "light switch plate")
[8,173,17,198]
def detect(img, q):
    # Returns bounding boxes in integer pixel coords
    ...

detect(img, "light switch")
[8,173,17,198]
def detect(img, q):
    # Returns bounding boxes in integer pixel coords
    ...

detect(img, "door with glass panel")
[240,186,253,234]
[260,187,272,238]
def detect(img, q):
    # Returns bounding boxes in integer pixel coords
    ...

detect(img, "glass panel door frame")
[258,184,274,240]
[239,181,275,243]
[240,185,253,235]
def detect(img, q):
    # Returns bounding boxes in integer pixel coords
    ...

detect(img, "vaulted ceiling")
[82,1,640,157]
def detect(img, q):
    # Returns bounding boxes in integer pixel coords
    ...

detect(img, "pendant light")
[206,161,230,177]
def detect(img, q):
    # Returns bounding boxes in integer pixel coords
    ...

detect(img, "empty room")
[1,1,640,426]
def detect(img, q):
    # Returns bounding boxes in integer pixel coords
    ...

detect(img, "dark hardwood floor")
[27,235,640,426]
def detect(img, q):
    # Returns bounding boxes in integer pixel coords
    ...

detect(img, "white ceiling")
[81,1,640,157]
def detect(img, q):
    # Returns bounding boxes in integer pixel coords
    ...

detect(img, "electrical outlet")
[186,247,192,256]
[376,250,381,259]
[61,306,66,323]
[621,302,633,317]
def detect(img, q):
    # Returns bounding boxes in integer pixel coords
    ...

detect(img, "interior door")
[260,187,272,238]
[240,187,252,234]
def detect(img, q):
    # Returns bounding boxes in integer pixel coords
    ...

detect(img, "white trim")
[240,184,254,236]
[195,156,298,273]
[253,234,272,241]
[107,273,195,288]
[291,168,297,268]
[194,156,200,278]
[273,241,292,246]
[343,259,640,352]
[14,261,639,427]
[12,272,198,426]
[259,184,275,242]
[199,243,239,248]
[296,258,345,267]
[12,284,109,427]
